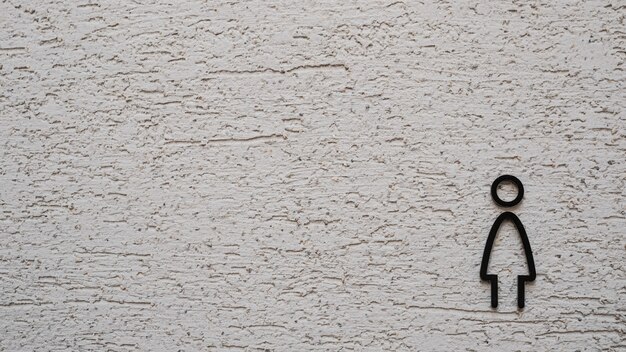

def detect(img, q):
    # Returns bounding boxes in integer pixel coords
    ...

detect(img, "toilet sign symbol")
[480,175,536,309]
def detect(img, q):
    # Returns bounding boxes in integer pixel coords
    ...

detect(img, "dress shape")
[480,211,536,308]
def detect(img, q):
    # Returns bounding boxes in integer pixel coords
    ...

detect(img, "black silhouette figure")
[480,175,536,309]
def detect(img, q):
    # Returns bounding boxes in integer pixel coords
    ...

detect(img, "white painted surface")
[1,1,624,351]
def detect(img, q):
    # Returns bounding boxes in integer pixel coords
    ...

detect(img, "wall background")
[1,1,624,351]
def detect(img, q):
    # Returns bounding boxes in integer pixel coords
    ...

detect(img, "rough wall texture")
[1,1,625,351]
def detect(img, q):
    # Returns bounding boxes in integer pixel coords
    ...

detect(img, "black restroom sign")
[480,175,536,309]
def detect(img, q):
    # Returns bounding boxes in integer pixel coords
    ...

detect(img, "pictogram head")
[491,175,524,207]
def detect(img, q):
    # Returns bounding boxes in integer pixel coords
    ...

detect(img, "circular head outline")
[491,175,524,207]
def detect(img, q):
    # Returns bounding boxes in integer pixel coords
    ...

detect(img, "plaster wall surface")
[1,1,624,351]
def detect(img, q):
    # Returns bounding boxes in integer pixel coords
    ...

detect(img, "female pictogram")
[480,175,536,309]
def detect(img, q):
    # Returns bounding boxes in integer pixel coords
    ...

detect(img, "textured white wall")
[1,1,624,351]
